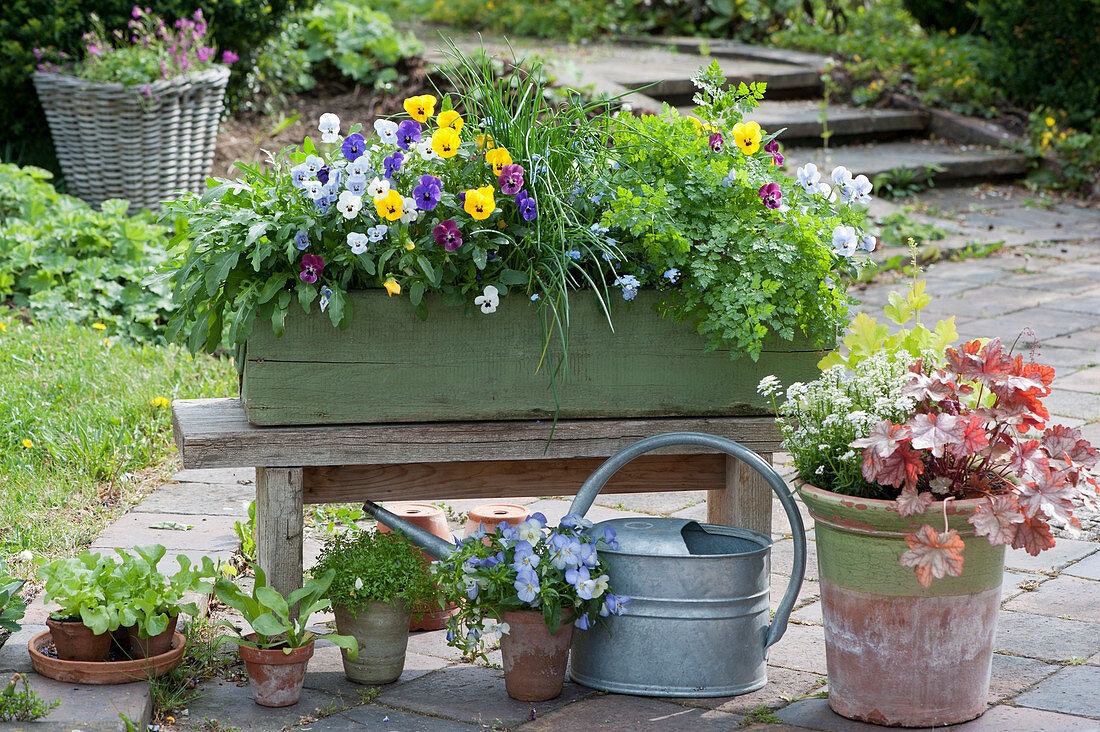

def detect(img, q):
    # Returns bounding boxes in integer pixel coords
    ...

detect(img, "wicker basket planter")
[33,66,229,210]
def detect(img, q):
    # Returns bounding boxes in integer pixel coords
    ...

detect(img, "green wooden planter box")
[240,290,829,426]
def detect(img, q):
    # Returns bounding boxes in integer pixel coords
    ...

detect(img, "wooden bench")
[172,398,781,598]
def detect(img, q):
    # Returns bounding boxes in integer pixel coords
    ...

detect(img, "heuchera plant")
[433,513,629,661]
[853,339,1100,586]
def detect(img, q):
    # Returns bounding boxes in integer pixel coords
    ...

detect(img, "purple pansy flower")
[316,166,330,185]
[433,220,463,251]
[758,182,782,210]
[498,164,524,195]
[708,132,723,152]
[764,139,784,166]
[396,120,422,151]
[299,254,324,283]
[515,189,537,221]
[383,151,404,179]
[412,174,443,211]
[341,133,367,162]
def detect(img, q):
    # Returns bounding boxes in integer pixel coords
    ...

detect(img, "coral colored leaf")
[899,525,965,587]
[851,420,910,457]
[908,413,965,457]
[901,369,958,403]
[864,443,924,490]
[1043,424,1100,469]
[968,495,1024,546]
[1007,439,1050,480]
[946,415,990,459]
[1017,466,1077,523]
[1010,516,1056,556]
[896,488,935,517]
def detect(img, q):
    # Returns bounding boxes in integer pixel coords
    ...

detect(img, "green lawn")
[0,313,236,579]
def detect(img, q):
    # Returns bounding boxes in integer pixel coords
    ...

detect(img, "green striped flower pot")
[799,484,1005,727]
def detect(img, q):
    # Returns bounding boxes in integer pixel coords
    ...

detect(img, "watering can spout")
[363,501,458,559]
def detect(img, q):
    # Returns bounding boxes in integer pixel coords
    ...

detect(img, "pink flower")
[764,140,784,166]
[758,182,782,209]
[708,133,723,153]
[221,50,238,64]
[300,254,325,284]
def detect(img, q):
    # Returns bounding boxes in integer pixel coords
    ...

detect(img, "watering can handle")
[567,431,805,651]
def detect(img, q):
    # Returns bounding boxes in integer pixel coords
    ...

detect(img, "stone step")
[678,100,927,145]
[783,140,1029,186]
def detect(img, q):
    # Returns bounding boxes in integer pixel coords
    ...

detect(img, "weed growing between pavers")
[151,617,243,724]
[0,673,59,722]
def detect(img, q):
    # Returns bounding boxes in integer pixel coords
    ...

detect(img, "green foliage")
[0,314,235,563]
[872,164,946,200]
[900,0,980,33]
[1020,110,1100,195]
[602,63,866,360]
[312,528,437,611]
[239,20,316,115]
[109,545,217,640]
[875,211,947,250]
[38,547,216,636]
[416,0,624,40]
[0,674,59,723]
[299,0,420,89]
[0,0,294,146]
[234,501,258,565]
[214,566,358,657]
[977,0,1100,126]
[0,163,174,343]
[774,0,1001,118]
[0,559,26,633]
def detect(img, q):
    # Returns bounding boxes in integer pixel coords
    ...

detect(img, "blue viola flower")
[529,512,548,527]
[663,268,680,284]
[346,154,372,179]
[319,286,333,313]
[346,232,369,255]
[530,293,540,301]
[412,174,442,210]
[396,120,422,151]
[446,628,456,643]
[514,569,540,603]
[367,224,388,242]
[605,593,632,616]
[290,164,310,189]
[341,132,367,161]
[567,250,581,260]
[515,189,538,221]
[603,525,619,550]
[465,579,479,600]
[576,613,592,630]
[560,514,593,530]
[383,151,404,179]
[294,230,309,250]
[346,176,368,197]
[575,542,597,568]
[303,155,324,175]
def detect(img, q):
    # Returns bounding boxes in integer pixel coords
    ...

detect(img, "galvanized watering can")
[366,432,806,698]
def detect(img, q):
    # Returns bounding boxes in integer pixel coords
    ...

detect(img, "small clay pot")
[110,627,132,659]
[127,614,179,659]
[238,636,315,707]
[463,504,529,537]
[499,610,573,702]
[46,617,111,662]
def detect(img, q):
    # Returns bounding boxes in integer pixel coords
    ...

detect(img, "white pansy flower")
[474,285,500,314]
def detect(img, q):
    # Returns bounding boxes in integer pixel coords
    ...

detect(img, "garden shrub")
[298,0,421,89]
[0,0,294,149]
[0,163,174,342]
[900,0,980,33]
[976,0,1100,125]
[418,0,624,40]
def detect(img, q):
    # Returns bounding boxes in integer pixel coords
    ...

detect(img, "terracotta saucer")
[28,630,186,684]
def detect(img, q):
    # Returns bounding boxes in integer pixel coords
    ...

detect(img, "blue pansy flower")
[663,268,680,284]
[383,151,404,179]
[294,230,309,250]
[514,569,540,603]
[341,132,367,162]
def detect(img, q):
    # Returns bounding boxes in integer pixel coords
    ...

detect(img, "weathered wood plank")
[709,453,774,536]
[242,290,826,426]
[256,467,304,600]
[302,454,726,504]
[173,398,782,469]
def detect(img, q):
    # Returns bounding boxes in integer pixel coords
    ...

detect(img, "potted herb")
[765,278,1100,726]
[214,566,358,707]
[113,546,217,658]
[38,552,123,661]
[32,6,235,209]
[0,559,26,634]
[433,512,630,701]
[312,528,438,684]
[164,51,874,427]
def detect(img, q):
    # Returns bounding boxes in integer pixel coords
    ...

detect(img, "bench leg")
[708,453,773,536]
[256,466,304,599]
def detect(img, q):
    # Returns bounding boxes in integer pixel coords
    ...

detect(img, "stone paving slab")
[0,675,151,732]
[994,611,1100,662]
[679,100,925,142]
[1003,574,1100,623]
[180,679,356,731]
[89,512,238,554]
[516,692,743,731]
[308,704,484,731]
[987,653,1061,703]
[784,140,1028,185]
[377,664,597,727]
[1063,551,1100,580]
[134,480,254,517]
[1014,664,1100,718]
[777,697,1100,731]
[673,665,826,717]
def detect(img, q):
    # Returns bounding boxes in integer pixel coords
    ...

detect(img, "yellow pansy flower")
[91,322,106,330]
[732,121,762,155]
[476,133,495,150]
[375,190,404,221]
[383,279,401,296]
[485,147,512,176]
[437,110,464,132]
[464,186,496,220]
[432,127,461,159]
[22,439,33,449]
[403,95,437,123]
[405,242,415,251]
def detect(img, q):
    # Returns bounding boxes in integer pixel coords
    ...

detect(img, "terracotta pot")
[30,630,186,684]
[238,636,315,707]
[110,627,132,659]
[464,504,529,537]
[499,610,573,702]
[127,614,179,659]
[800,485,1005,727]
[46,617,111,662]
[334,600,411,684]
[377,503,459,631]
